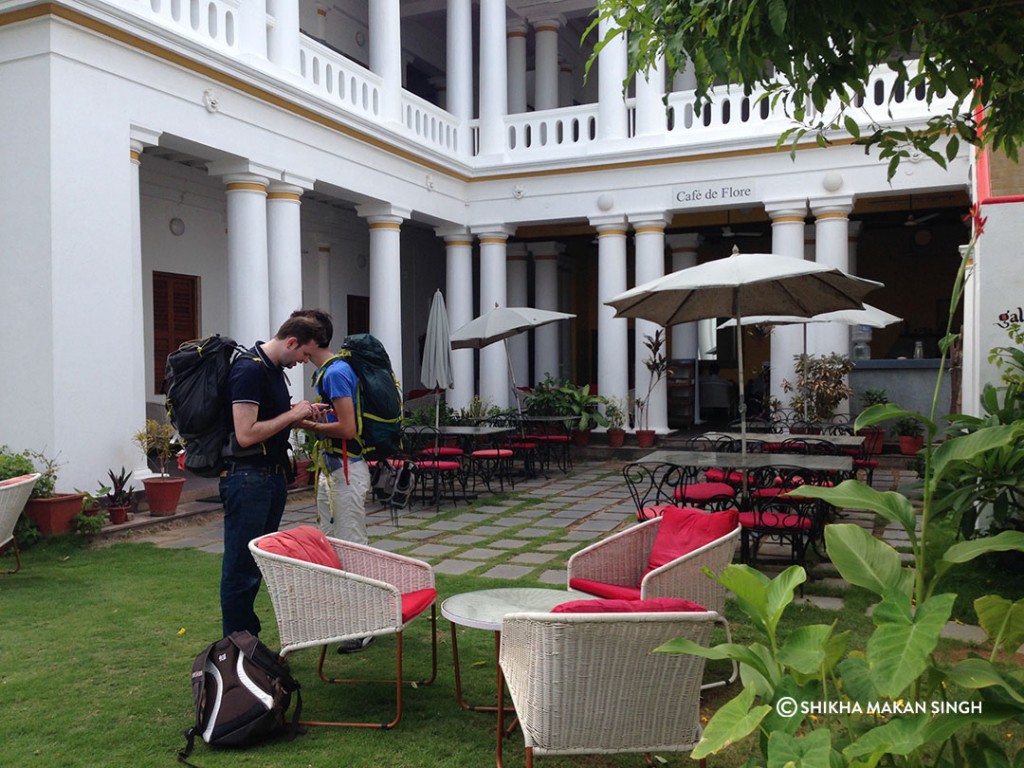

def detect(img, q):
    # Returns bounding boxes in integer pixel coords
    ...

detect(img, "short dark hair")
[276,308,333,348]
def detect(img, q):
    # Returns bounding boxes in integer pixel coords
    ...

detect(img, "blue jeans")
[219,468,287,636]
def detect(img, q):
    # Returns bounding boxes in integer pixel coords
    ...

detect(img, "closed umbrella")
[420,289,454,432]
[450,305,576,416]
[606,249,882,476]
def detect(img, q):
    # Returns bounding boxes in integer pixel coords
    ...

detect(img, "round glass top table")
[441,587,596,768]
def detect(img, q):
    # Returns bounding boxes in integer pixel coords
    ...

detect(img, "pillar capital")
[507,242,529,260]
[208,159,280,180]
[129,125,161,160]
[530,15,564,32]
[471,224,516,241]
[764,199,807,222]
[222,173,270,192]
[267,181,305,203]
[590,214,628,236]
[507,19,527,37]
[809,195,855,218]
[436,225,472,245]
[628,212,672,231]
[355,203,411,222]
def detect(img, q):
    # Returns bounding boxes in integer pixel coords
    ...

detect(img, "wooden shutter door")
[153,272,199,393]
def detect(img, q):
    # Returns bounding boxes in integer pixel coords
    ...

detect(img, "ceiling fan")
[903,211,940,227]
[721,225,762,238]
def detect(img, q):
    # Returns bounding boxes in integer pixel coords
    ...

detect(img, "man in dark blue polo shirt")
[219,310,333,636]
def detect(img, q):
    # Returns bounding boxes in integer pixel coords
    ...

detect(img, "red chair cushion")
[257,526,343,570]
[567,578,642,600]
[552,597,707,614]
[738,510,814,530]
[0,474,35,487]
[415,460,462,471]
[400,588,437,624]
[472,449,513,458]
[645,506,740,578]
[637,503,672,521]
[675,482,736,503]
[421,447,464,457]
[705,468,746,484]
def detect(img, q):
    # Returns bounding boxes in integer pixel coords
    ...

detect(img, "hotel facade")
[1,0,1020,489]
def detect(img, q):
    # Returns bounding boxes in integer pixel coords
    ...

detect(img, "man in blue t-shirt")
[306,346,370,546]
[219,310,333,637]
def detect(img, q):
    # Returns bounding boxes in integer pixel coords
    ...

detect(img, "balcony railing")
[91,1,954,169]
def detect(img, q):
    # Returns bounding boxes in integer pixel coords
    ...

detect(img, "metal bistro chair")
[402,426,466,510]
[742,465,834,569]
[622,462,687,521]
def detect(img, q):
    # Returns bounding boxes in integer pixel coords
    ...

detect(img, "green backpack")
[312,334,403,462]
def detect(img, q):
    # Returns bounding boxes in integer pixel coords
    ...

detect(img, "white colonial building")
[1,0,1019,490]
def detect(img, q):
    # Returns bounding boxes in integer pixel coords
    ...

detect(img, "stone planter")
[24,493,86,536]
[142,477,185,516]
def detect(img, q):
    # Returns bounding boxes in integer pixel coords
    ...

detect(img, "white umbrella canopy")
[420,289,454,431]
[606,250,882,483]
[450,305,576,415]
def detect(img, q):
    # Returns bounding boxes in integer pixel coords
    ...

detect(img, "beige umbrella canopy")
[607,250,882,468]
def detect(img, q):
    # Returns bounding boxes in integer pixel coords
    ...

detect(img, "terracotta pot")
[142,477,185,516]
[24,493,86,537]
[291,458,313,488]
[899,435,924,455]
[636,429,656,449]
[607,429,626,448]
[573,429,591,447]
[107,505,131,526]
[858,427,885,455]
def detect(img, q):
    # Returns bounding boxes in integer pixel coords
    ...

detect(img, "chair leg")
[305,605,438,729]
[0,539,21,575]
[700,616,739,691]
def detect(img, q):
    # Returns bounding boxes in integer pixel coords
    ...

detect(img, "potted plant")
[892,415,924,454]
[557,383,609,446]
[855,387,889,454]
[102,467,135,525]
[782,352,855,428]
[20,449,86,537]
[604,397,627,448]
[290,429,315,488]
[635,329,669,448]
[133,419,184,516]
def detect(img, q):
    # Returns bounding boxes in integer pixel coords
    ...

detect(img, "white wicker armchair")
[499,609,719,768]
[0,473,40,575]
[566,514,740,689]
[249,531,437,729]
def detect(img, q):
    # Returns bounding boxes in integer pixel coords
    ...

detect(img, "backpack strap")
[227,632,303,737]
[177,639,218,767]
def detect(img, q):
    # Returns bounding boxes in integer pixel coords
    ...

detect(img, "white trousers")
[316,458,371,545]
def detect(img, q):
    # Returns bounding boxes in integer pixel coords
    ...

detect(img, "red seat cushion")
[400,588,437,624]
[645,506,740,577]
[256,526,343,570]
[673,482,736,503]
[568,578,642,600]
[738,510,814,530]
[552,597,707,614]
[420,446,464,457]
[414,459,462,471]
[472,449,513,458]
[705,468,747,484]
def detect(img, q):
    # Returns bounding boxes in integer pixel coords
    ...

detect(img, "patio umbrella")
[420,289,454,433]
[449,305,576,416]
[718,303,902,420]
[606,249,882,470]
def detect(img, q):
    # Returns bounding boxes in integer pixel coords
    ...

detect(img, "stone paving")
[124,460,1000,648]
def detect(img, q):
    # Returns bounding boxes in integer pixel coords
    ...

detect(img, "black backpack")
[178,631,302,767]
[163,335,255,477]
[313,333,403,461]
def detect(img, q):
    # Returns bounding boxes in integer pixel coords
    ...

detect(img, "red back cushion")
[0,474,36,488]
[644,506,738,578]
[552,597,707,614]
[256,526,343,570]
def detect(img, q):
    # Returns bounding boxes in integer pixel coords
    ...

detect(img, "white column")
[438,228,475,411]
[267,181,306,401]
[267,0,300,74]
[357,205,409,388]
[223,173,271,344]
[238,0,268,61]
[446,0,474,126]
[507,20,527,114]
[631,215,670,432]
[507,244,530,394]
[765,200,808,406]
[597,13,628,140]
[369,0,402,124]
[316,242,332,317]
[533,16,562,111]
[478,0,508,156]
[475,226,515,408]
[667,233,702,423]
[532,242,564,382]
[130,132,159,480]
[634,56,667,136]
[592,217,630,415]
[811,198,855,391]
